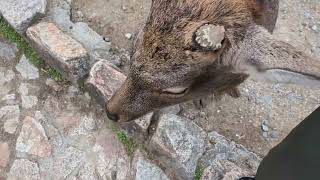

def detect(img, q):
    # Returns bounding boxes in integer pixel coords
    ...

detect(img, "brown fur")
[106,0,319,122]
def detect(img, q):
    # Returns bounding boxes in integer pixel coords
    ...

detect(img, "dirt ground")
[71,0,320,156]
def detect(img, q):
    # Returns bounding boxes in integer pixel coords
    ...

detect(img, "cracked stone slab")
[150,114,207,180]
[132,150,169,180]
[199,131,261,178]
[16,116,52,158]
[16,55,39,80]
[85,60,126,108]
[8,159,40,180]
[26,22,89,83]
[0,0,47,34]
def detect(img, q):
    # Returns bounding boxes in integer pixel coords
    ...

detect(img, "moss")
[116,131,136,158]
[0,16,65,82]
[194,165,205,180]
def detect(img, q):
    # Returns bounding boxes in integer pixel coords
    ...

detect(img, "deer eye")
[162,87,189,95]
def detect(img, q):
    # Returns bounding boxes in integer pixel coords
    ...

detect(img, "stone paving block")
[0,0,47,34]
[132,150,169,180]
[91,129,130,180]
[201,161,249,180]
[8,159,40,180]
[199,131,261,179]
[16,116,52,158]
[26,22,89,83]
[150,114,207,180]
[85,60,126,108]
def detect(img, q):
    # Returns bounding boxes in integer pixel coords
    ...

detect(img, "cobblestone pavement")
[0,0,319,179]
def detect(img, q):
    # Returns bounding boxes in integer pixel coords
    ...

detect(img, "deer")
[106,0,320,122]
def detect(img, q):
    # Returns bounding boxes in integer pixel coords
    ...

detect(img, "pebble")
[261,120,269,132]
[311,25,318,32]
[125,33,132,39]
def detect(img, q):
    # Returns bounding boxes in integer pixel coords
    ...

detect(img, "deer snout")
[106,108,119,122]
[106,78,144,122]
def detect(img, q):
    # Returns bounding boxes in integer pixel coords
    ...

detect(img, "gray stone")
[68,113,97,136]
[199,132,261,177]
[0,69,15,86]
[120,113,153,142]
[85,60,126,108]
[0,0,47,34]
[91,130,131,180]
[1,94,17,105]
[8,159,40,180]
[16,116,52,158]
[125,33,132,39]
[270,131,279,139]
[21,95,38,109]
[4,117,20,134]
[159,105,181,116]
[0,41,18,62]
[18,83,30,95]
[77,161,97,180]
[51,147,85,179]
[150,114,207,180]
[26,22,89,83]
[311,25,318,32]
[0,105,20,120]
[47,2,111,66]
[16,55,39,80]
[68,129,131,179]
[132,150,169,180]
[261,120,269,132]
[0,142,10,168]
[201,161,249,180]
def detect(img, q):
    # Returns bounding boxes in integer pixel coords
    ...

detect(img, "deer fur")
[106,0,320,122]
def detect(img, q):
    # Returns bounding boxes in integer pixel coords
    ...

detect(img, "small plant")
[47,68,63,82]
[194,165,204,180]
[116,131,136,157]
[0,16,64,82]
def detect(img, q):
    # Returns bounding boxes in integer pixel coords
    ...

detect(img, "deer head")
[106,0,320,122]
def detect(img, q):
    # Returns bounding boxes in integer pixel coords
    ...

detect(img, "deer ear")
[194,24,225,51]
[234,25,320,87]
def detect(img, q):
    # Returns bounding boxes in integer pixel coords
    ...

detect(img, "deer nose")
[106,109,119,122]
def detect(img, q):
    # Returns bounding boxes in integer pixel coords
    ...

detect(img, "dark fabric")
[255,107,320,180]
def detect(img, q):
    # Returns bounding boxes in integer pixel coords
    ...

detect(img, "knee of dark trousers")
[255,107,320,180]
